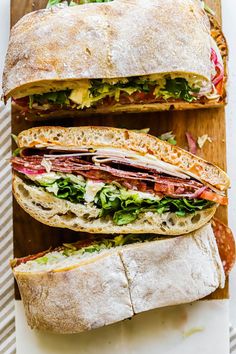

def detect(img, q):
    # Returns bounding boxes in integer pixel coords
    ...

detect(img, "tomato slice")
[216,79,224,96]
[132,92,148,100]
[199,190,228,206]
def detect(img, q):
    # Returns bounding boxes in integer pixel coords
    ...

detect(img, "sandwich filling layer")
[12,147,227,226]
[14,65,223,112]
[13,234,159,272]
[4,0,226,112]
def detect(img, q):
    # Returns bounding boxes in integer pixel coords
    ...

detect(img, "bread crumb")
[197,135,212,149]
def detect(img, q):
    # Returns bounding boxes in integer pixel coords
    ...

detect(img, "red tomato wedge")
[200,190,228,206]
[216,79,224,96]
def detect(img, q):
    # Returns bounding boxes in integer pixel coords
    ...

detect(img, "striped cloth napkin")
[0,102,15,354]
[0,101,235,354]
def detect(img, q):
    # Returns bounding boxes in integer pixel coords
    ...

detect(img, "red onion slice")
[186,132,197,155]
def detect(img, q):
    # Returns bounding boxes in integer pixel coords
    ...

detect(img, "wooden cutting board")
[11,0,228,299]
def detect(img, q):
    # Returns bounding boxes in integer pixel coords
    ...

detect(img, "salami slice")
[212,218,236,275]
[12,156,204,191]
[11,156,228,203]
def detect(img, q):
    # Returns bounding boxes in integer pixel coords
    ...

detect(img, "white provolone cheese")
[84,181,105,203]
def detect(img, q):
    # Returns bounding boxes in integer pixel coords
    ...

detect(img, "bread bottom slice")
[14,224,225,334]
[15,100,225,121]
[15,251,133,334]
[13,174,217,235]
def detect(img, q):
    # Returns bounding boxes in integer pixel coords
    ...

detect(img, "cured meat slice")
[212,218,236,275]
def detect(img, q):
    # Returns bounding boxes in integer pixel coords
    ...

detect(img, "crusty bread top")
[17,126,230,191]
[3,0,211,99]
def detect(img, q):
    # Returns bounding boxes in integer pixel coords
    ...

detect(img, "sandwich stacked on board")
[10,126,235,333]
[3,0,227,119]
[3,0,235,335]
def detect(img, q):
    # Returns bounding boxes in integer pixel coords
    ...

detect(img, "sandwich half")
[11,126,229,235]
[3,0,227,119]
[11,224,228,334]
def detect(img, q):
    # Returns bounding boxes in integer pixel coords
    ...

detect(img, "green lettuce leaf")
[113,210,139,226]
[95,185,213,226]
[36,177,85,203]
[29,91,70,107]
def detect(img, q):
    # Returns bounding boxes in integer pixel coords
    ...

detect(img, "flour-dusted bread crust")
[14,252,133,334]
[120,224,225,314]
[13,174,217,235]
[13,224,225,334]
[17,126,230,191]
[3,0,211,100]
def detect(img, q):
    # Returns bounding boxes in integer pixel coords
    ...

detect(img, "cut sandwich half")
[12,223,234,334]
[3,0,227,119]
[11,127,229,235]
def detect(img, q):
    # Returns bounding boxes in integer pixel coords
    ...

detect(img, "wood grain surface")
[11,0,228,299]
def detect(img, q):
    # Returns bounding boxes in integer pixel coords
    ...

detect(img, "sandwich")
[11,222,235,334]
[11,126,229,235]
[3,0,227,119]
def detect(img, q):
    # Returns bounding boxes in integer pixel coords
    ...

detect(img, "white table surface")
[0,0,235,352]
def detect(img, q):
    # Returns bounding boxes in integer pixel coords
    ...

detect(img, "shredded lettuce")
[29,91,70,108]
[12,134,23,156]
[47,0,113,8]
[17,233,166,271]
[202,1,215,16]
[132,128,150,134]
[12,148,23,157]
[11,134,19,146]
[46,0,62,8]
[62,234,159,256]
[158,131,177,145]
[158,78,200,103]
[34,234,160,266]
[78,0,113,3]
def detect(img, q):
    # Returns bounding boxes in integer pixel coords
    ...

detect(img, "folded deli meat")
[11,127,229,234]
[11,222,235,334]
[3,0,227,118]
